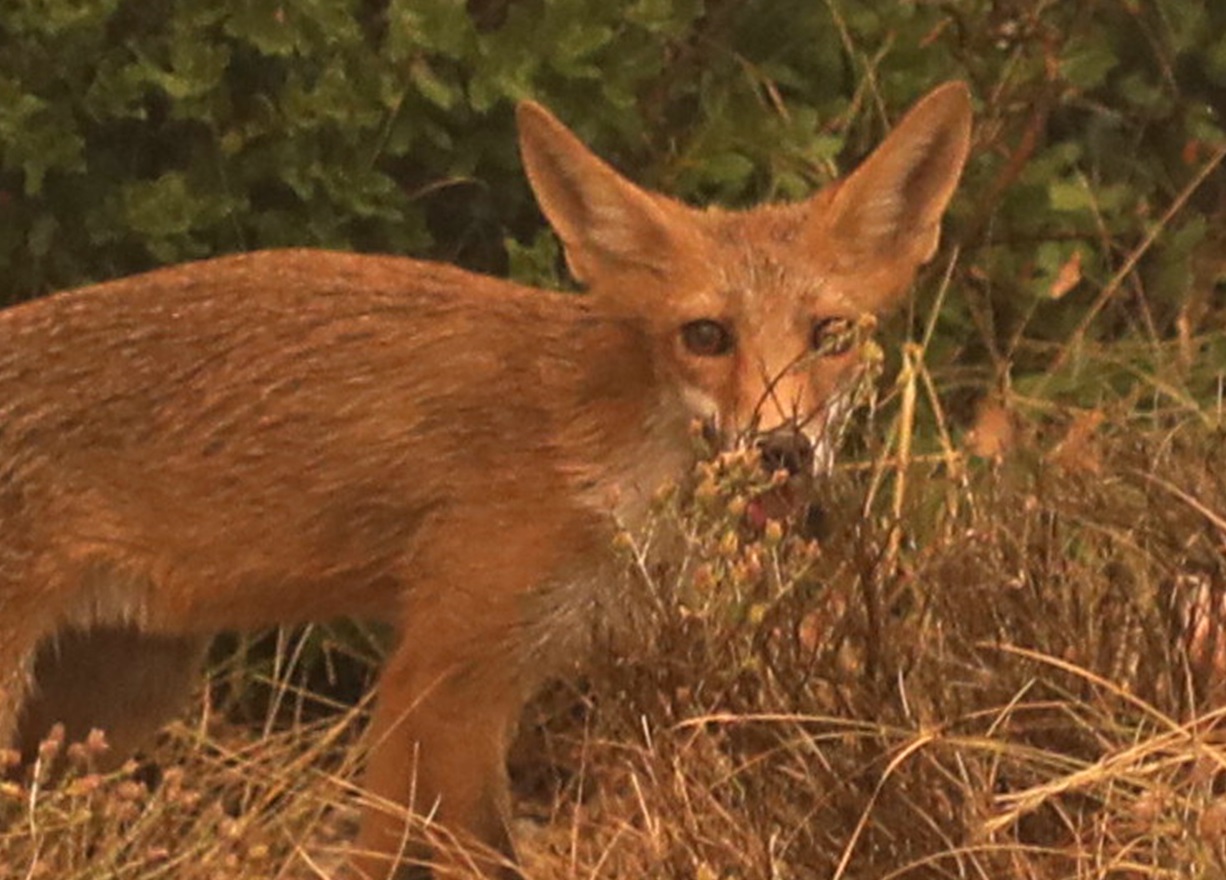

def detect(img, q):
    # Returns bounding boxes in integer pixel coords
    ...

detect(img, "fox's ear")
[517,101,685,284]
[819,81,972,270]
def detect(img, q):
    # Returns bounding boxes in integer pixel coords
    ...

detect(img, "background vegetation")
[2,0,1225,877]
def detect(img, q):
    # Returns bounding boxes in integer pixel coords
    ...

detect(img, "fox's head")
[517,83,971,495]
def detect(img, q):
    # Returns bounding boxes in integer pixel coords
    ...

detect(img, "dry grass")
[510,406,1226,880]
[4,384,1225,878]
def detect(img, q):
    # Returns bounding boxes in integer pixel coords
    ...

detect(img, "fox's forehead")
[679,200,858,319]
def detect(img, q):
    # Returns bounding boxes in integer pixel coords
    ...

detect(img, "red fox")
[0,82,971,877]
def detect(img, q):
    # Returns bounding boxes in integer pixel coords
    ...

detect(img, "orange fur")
[0,83,971,878]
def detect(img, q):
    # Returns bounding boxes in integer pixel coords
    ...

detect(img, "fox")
[0,82,971,877]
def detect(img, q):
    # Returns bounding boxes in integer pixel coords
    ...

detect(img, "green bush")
[1,0,1223,414]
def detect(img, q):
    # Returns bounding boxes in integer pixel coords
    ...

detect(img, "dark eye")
[810,316,855,357]
[681,319,734,357]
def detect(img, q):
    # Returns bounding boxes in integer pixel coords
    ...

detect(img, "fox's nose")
[756,429,814,477]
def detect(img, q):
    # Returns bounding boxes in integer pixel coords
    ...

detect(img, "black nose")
[756,429,814,477]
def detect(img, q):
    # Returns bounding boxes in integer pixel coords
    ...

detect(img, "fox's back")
[2,249,621,450]
[0,250,675,627]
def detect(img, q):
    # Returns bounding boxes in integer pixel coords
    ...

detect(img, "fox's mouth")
[745,461,816,527]
[745,479,830,540]
[746,484,800,529]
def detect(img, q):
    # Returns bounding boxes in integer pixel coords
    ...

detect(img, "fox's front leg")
[347,595,530,880]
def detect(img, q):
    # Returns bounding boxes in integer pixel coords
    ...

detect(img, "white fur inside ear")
[820,82,972,265]
[519,102,682,279]
[579,186,681,273]
[859,192,903,240]
[831,124,965,258]
[588,200,640,254]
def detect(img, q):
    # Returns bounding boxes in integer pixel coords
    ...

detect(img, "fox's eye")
[681,319,734,357]
[810,316,855,357]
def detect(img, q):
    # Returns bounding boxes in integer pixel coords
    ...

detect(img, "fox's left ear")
[818,81,972,271]
[517,100,692,286]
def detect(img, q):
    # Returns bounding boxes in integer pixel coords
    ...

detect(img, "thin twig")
[1045,143,1226,380]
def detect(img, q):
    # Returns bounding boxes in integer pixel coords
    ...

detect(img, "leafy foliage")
[3,3,1222,406]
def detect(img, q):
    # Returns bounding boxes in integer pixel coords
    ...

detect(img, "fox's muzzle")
[755,427,814,478]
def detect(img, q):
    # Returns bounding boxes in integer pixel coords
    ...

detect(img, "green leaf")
[1061,39,1119,90]
[410,58,460,111]
[1048,179,1092,213]
[123,172,196,238]
[225,2,298,56]
[0,87,85,195]
[389,0,475,60]
[701,151,755,187]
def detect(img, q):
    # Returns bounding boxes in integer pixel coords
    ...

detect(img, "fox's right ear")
[517,101,686,284]
[818,81,972,272]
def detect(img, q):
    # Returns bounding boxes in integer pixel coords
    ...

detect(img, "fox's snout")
[755,426,815,478]
[723,350,873,483]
